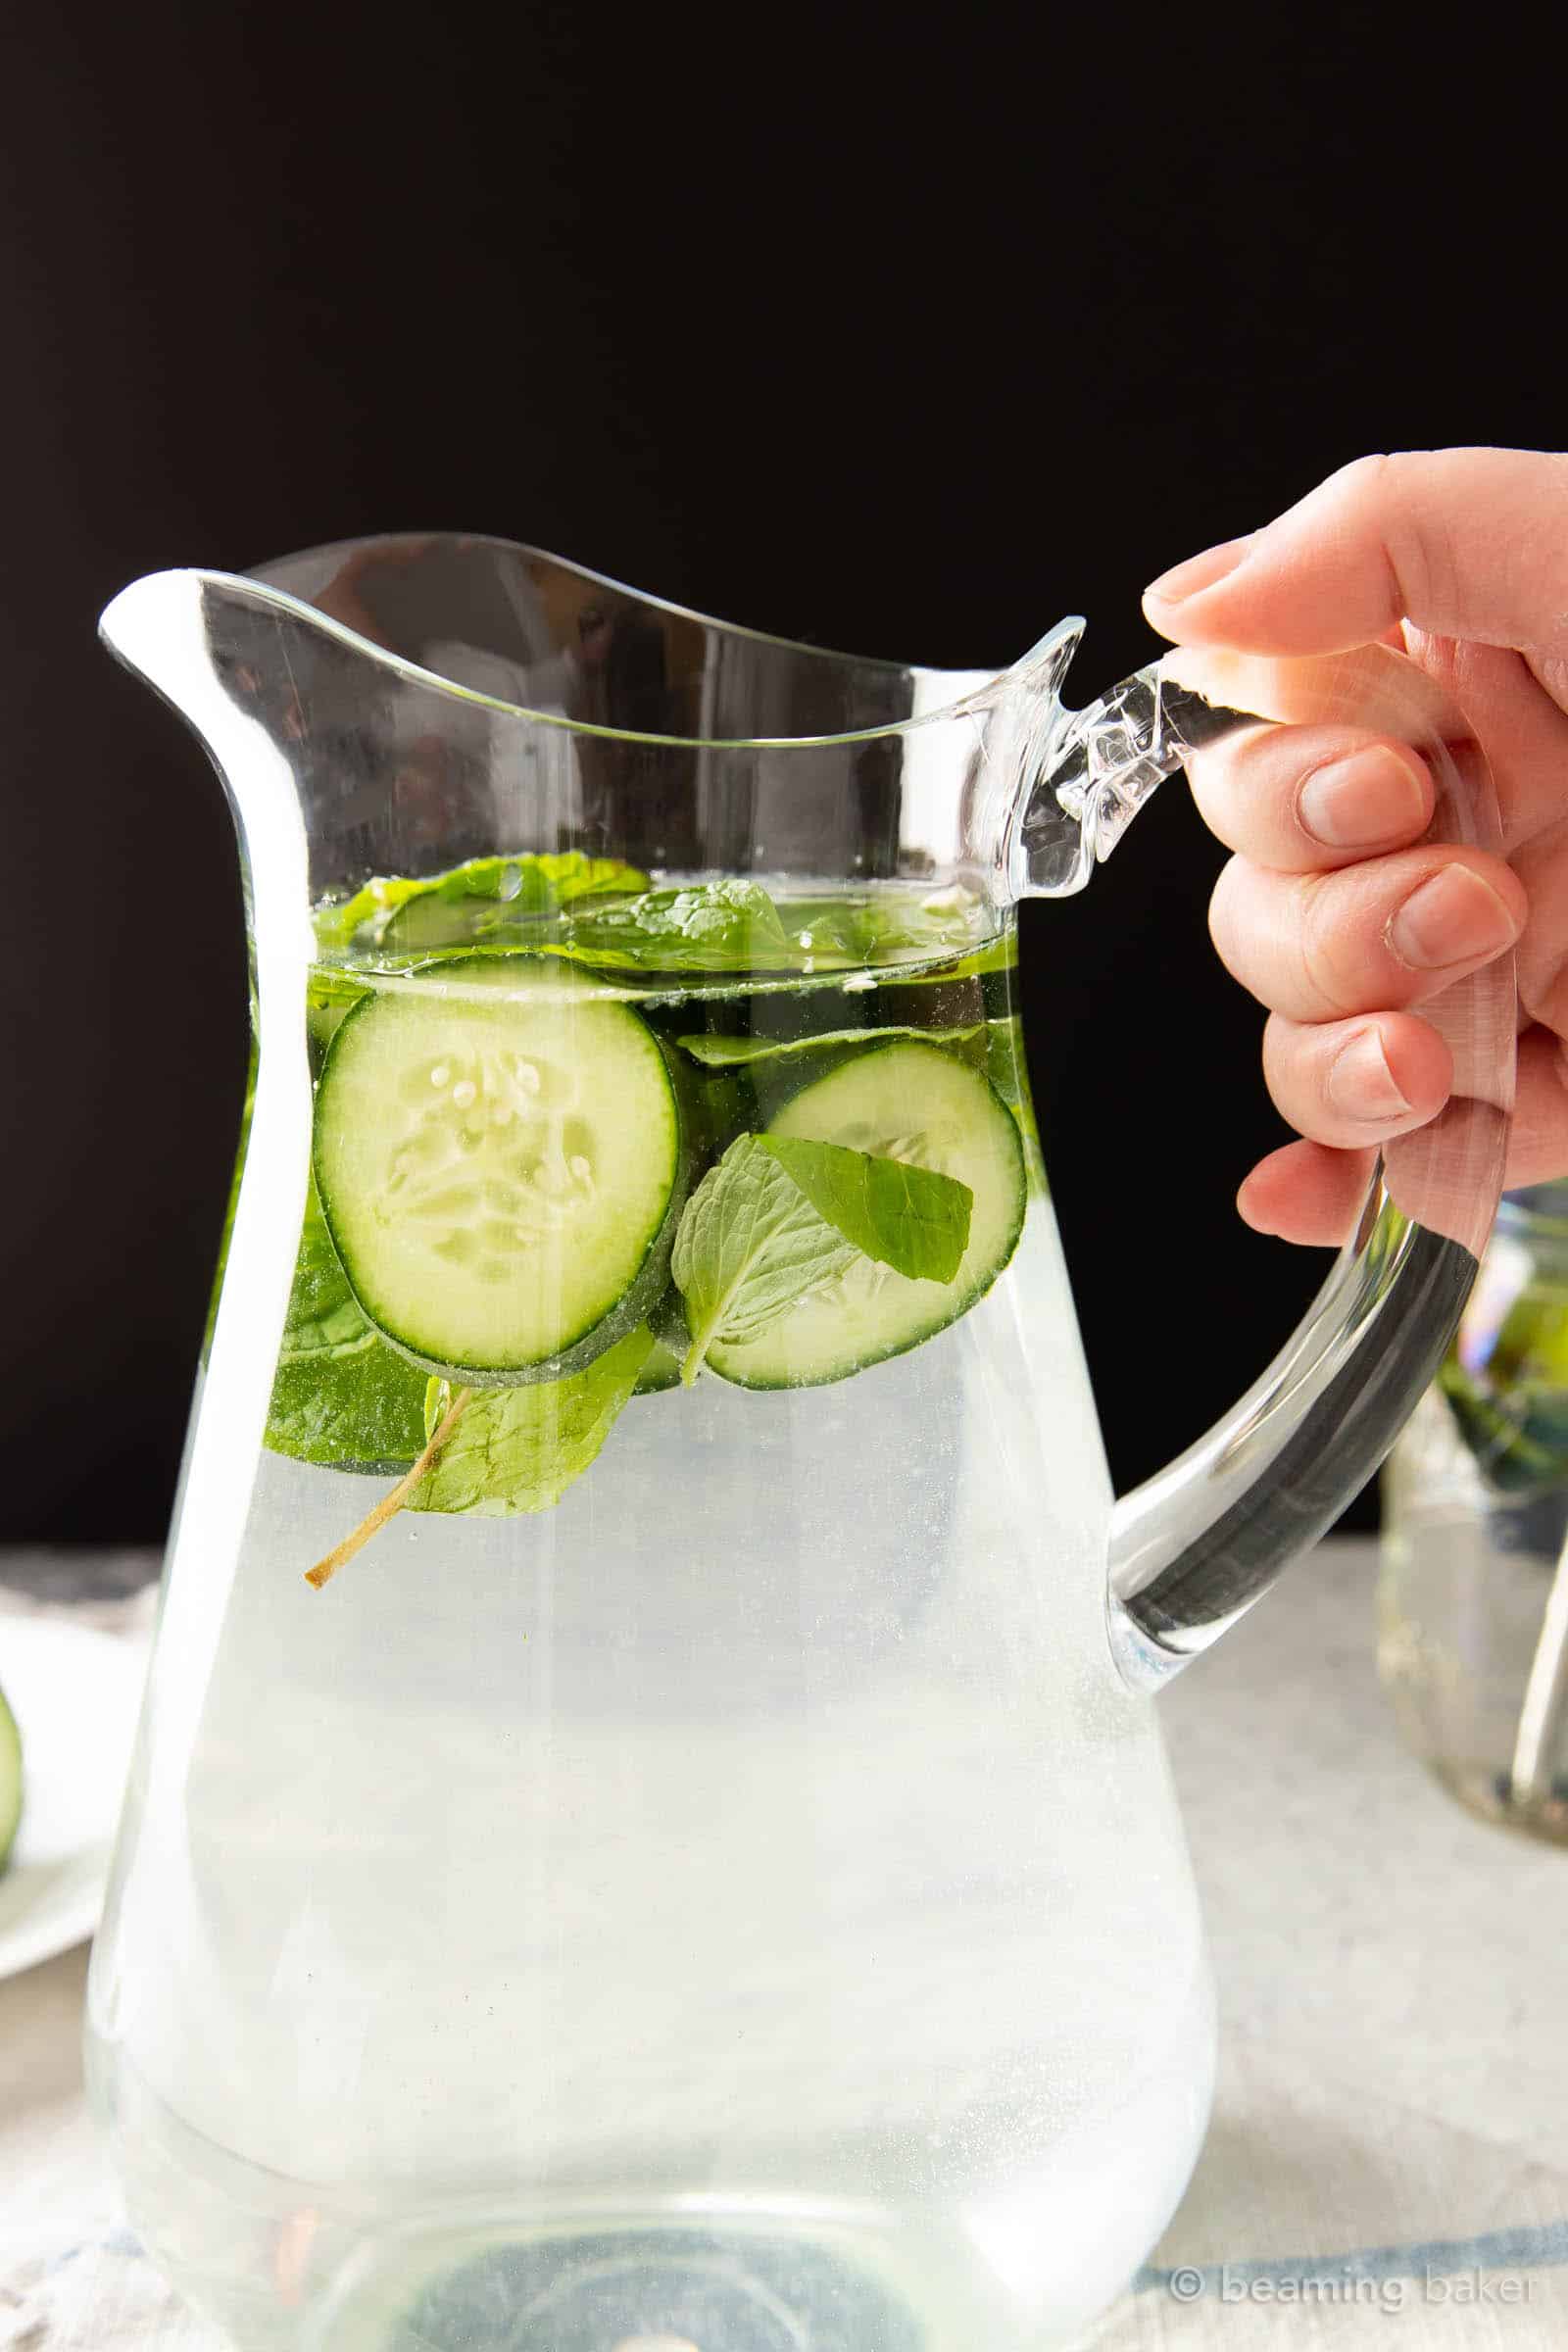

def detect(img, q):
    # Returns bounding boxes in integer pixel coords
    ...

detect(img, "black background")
[2,4,1558,1544]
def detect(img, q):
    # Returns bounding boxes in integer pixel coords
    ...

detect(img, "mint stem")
[305,1386,473,1590]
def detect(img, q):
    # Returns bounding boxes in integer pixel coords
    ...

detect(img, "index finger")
[1144,448,1568,660]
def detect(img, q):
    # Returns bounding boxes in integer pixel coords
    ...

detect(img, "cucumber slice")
[314,957,683,1381]
[630,1289,690,1393]
[708,1039,1026,1389]
[0,1684,21,1873]
[632,1334,685,1394]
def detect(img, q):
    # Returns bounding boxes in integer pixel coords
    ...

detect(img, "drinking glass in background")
[1381,1183,1568,1844]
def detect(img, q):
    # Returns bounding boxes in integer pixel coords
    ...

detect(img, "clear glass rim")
[226,544,1077,755]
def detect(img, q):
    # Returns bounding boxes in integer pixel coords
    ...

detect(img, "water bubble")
[430,1062,451,1087]
[452,1079,477,1108]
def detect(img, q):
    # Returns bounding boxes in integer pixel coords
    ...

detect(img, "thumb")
[1143,448,1568,660]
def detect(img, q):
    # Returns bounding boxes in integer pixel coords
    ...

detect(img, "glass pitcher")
[87,535,1513,2352]
[1381,1182,1568,1842]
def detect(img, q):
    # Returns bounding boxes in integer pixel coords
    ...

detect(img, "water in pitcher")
[87,869,1212,2351]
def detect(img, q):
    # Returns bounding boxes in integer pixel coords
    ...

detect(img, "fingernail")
[1388,867,1519,970]
[1329,1028,1413,1123]
[1144,533,1257,605]
[1298,749,1429,849]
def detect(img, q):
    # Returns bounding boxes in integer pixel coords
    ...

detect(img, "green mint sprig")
[760,1136,972,1285]
[315,852,649,956]
[560,880,791,972]
[675,1023,983,1068]
[671,1134,972,1383]
[266,1192,428,1473]
[317,858,1000,980]
[306,1326,656,1586]
[411,1327,655,1518]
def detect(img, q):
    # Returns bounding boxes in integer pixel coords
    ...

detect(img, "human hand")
[1143,448,1568,1246]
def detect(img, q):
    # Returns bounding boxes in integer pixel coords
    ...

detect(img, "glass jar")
[1381,1182,1568,1844]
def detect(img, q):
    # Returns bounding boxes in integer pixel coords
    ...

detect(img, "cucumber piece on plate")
[0,1683,21,1873]
[708,1038,1026,1389]
[314,956,684,1382]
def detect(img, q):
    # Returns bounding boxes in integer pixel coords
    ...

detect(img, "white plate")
[0,1616,147,1979]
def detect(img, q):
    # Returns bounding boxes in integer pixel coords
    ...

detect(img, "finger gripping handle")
[1094,639,1514,1690]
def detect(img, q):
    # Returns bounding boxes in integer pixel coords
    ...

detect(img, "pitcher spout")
[98,563,590,944]
[99,568,326,973]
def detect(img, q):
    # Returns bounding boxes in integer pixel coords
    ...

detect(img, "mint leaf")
[676,1023,983,1068]
[562,880,792,972]
[409,1325,654,1515]
[317,867,1006,982]
[267,1345,430,1474]
[1438,1351,1568,1497]
[264,1195,428,1471]
[780,887,991,966]
[274,1207,368,1359]
[671,1136,858,1379]
[879,932,1015,986]
[316,853,648,956]
[557,882,996,977]
[758,1135,971,1283]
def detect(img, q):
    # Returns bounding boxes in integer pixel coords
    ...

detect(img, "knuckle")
[1314,452,1402,539]
[1335,451,1396,500]
[1296,874,1362,1017]
[1325,452,1442,628]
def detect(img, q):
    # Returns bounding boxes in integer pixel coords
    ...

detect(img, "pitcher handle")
[1011,636,1515,1691]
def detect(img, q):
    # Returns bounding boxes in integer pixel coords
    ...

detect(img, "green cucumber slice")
[630,1289,690,1393]
[632,1333,685,1394]
[0,1684,21,1873]
[708,1039,1026,1389]
[314,957,683,1381]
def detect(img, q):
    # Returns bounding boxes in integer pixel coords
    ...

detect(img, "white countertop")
[3,1539,1565,2349]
